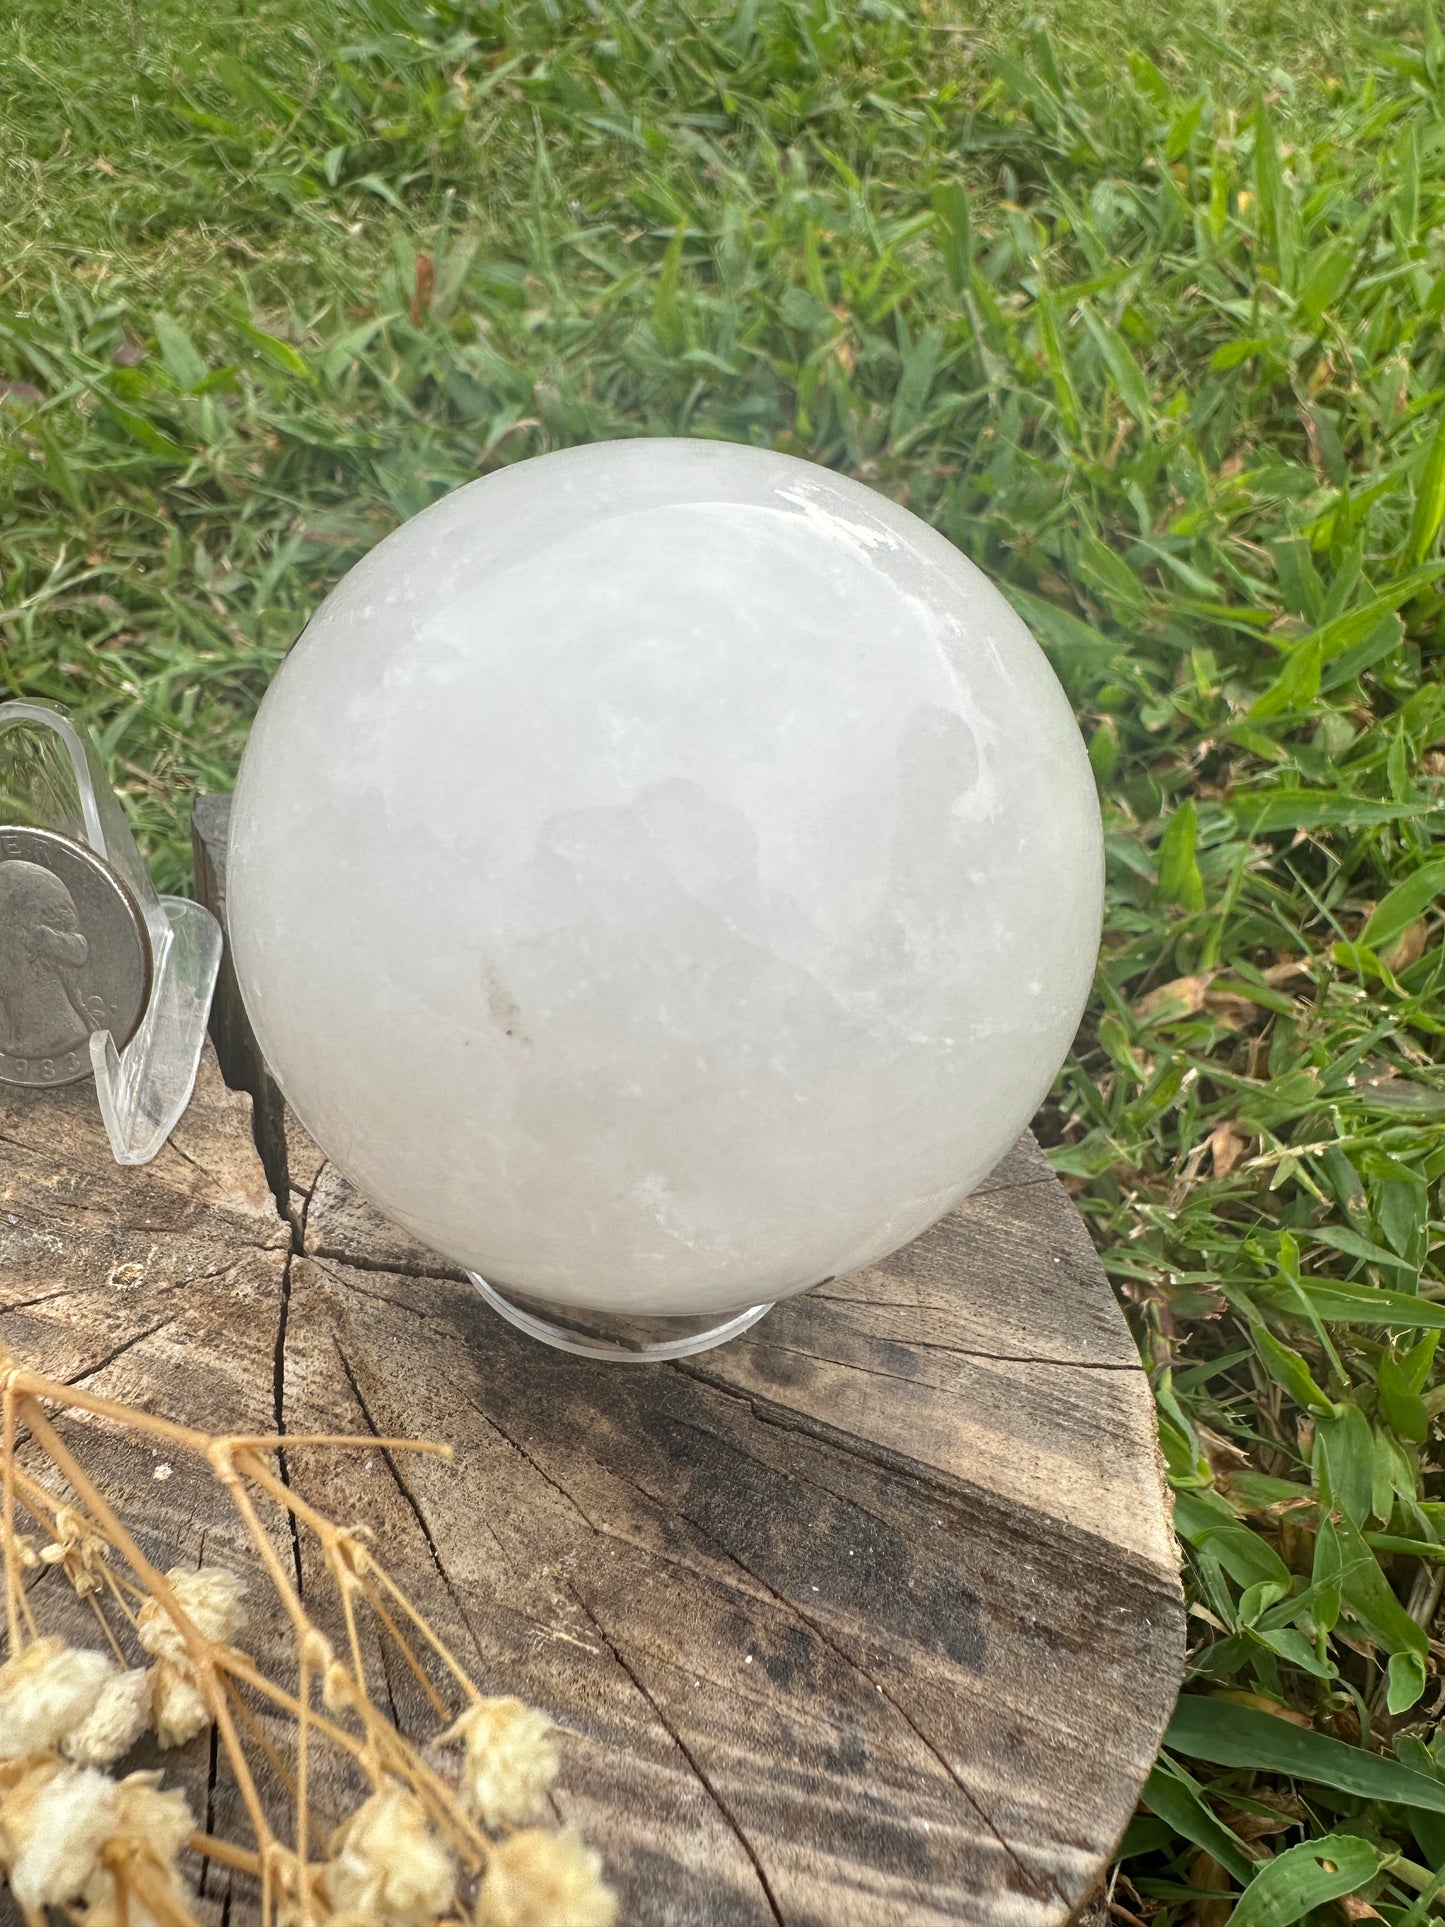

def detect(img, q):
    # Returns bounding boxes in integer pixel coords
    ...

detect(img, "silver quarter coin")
[0,825,152,1088]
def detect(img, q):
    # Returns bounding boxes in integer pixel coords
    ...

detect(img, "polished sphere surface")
[228,439,1103,1315]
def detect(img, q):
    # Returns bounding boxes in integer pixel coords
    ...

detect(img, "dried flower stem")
[1,1363,450,1462]
[235,1453,474,1696]
[18,1398,275,1855]
[3,1382,29,1652]
[0,1344,615,1926]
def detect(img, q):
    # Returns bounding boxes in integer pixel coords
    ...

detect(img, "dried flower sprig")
[0,1346,617,1927]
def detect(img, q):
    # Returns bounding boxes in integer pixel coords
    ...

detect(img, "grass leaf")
[1140,1764,1255,1884]
[1227,1833,1384,1927]
[931,184,973,295]
[1408,410,1445,565]
[1360,857,1445,950]
[1158,799,1206,909]
[1166,1698,1445,1811]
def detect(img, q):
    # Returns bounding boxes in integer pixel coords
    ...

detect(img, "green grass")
[5,0,1445,1919]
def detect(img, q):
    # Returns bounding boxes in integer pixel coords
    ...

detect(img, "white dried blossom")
[308,1625,357,1716]
[0,1755,118,1909]
[80,1770,194,1927]
[322,1660,354,1714]
[114,1768,194,1858]
[135,1563,246,1665]
[0,1636,113,1758]
[134,1567,243,1754]
[300,1626,334,1674]
[151,1660,210,1749]
[442,1697,558,1829]
[324,1782,456,1925]
[64,1666,153,1767]
[476,1828,617,1927]
[38,1506,109,1597]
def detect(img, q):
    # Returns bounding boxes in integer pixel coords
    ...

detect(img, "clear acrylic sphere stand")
[0,700,222,1165]
[464,1276,774,1362]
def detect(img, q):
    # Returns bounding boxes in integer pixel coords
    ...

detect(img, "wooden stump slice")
[0,800,1183,1927]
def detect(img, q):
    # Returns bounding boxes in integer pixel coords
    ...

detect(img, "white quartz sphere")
[228,439,1102,1317]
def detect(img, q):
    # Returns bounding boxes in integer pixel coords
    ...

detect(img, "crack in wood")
[2,1191,283,1250]
[802,1315,1142,1371]
[309,1262,440,1320]
[672,1363,1182,1610]
[555,1445,1016,1780]
[306,1244,1139,1384]
[376,1621,404,1732]
[294,1175,317,1250]
[0,1126,153,1169]
[0,1286,76,1315]
[160,1137,219,1181]
[333,1342,488,1666]
[749,1338,1099,1394]
[462,1404,831,1660]
[273,1250,303,1599]
[0,1125,273,1233]
[179,1255,264,1293]
[64,1317,178,1387]
[311,1241,466,1282]
[465,1398,786,1920]
[3,1260,256,1320]
[475,1394,1071,1925]
[198,1721,222,1900]
[472,1400,689,1554]
[673,1359,978,1496]
[564,1579,787,1927]
[657,1485,1066,1910]
[608,1404,1138,1910]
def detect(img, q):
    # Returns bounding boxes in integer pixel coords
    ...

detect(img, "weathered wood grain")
[0,1042,296,1923]
[0,799,1182,1927]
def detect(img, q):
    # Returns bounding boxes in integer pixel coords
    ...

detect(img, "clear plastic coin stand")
[464,1277,774,1363]
[0,699,222,1165]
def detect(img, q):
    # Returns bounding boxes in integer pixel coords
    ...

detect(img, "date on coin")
[0,825,152,1087]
